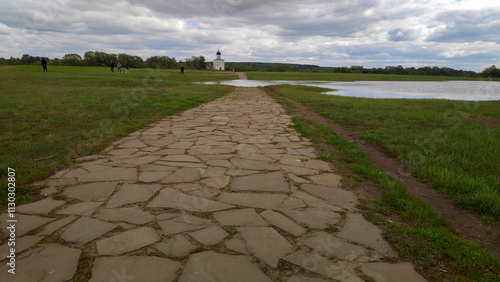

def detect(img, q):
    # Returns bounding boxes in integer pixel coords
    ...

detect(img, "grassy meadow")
[0,65,236,205]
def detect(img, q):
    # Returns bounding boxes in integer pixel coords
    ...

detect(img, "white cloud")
[0,0,499,71]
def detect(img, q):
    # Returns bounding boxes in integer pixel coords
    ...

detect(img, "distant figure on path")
[110,61,115,72]
[180,66,185,75]
[117,62,122,73]
[125,65,130,74]
[41,58,48,72]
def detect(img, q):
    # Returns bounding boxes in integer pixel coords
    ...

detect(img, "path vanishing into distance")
[0,74,428,281]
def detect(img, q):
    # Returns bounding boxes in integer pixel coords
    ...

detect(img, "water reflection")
[197,80,500,101]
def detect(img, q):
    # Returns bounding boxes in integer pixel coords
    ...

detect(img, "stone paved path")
[0,87,427,281]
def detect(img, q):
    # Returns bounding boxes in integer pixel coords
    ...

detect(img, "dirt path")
[284,97,500,259]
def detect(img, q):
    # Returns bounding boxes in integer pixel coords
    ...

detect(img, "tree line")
[1,52,499,78]
[0,51,207,70]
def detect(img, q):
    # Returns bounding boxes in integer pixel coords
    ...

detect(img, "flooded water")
[198,80,500,101]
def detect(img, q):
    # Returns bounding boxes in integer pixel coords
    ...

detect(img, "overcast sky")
[1,0,499,71]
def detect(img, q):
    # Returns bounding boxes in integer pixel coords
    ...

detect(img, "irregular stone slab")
[153,234,197,257]
[38,215,78,236]
[77,167,137,182]
[361,262,427,282]
[61,217,117,245]
[118,155,161,165]
[304,160,331,171]
[162,167,201,183]
[260,210,306,236]
[90,256,181,282]
[218,193,288,209]
[147,188,233,212]
[168,141,194,149]
[161,155,202,163]
[0,244,80,282]
[45,177,78,187]
[309,173,342,187]
[119,138,148,148]
[287,276,331,282]
[284,250,364,282]
[17,197,66,215]
[214,208,269,227]
[138,171,170,183]
[289,174,312,184]
[108,148,139,156]
[199,175,231,189]
[96,227,160,255]
[63,182,117,202]
[301,184,358,211]
[157,213,210,235]
[278,164,318,176]
[179,251,271,282]
[281,209,341,229]
[299,231,368,261]
[188,225,229,246]
[94,207,155,225]
[0,213,54,237]
[338,214,394,256]
[283,197,308,210]
[230,158,279,171]
[107,183,162,208]
[231,171,289,193]
[239,227,293,268]
[57,201,103,216]
[0,235,44,259]
[226,235,251,255]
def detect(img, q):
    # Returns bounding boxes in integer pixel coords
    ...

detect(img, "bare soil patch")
[285,97,500,259]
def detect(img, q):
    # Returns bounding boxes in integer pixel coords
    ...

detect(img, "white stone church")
[212,49,225,70]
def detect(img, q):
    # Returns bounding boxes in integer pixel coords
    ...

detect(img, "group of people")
[110,61,129,73]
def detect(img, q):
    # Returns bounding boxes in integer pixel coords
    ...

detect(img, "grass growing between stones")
[266,87,500,281]
[0,66,236,206]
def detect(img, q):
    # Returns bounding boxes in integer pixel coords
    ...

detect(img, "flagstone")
[284,250,363,282]
[282,197,308,209]
[230,158,279,171]
[94,206,155,225]
[337,214,394,256]
[168,141,194,149]
[199,175,231,189]
[278,164,318,176]
[151,148,186,155]
[17,197,66,215]
[299,231,368,261]
[179,251,272,282]
[107,183,162,208]
[40,186,58,196]
[147,188,233,212]
[118,138,148,148]
[45,177,78,187]
[286,276,331,282]
[188,225,229,246]
[118,155,161,165]
[0,213,54,237]
[0,235,44,259]
[218,193,288,209]
[77,167,137,182]
[360,262,427,282]
[162,167,201,183]
[138,171,170,182]
[38,215,78,236]
[201,166,227,178]
[91,256,180,282]
[214,208,269,227]
[226,168,262,177]
[0,244,81,282]
[281,209,341,229]
[309,173,343,187]
[301,184,358,211]
[226,234,251,255]
[260,210,307,236]
[96,227,160,255]
[156,213,211,235]
[57,201,103,216]
[140,164,178,171]
[238,226,293,267]
[153,234,197,257]
[63,182,117,202]
[107,148,139,156]
[161,154,202,163]
[61,217,116,245]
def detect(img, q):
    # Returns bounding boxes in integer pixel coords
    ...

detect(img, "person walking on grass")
[117,62,122,73]
[111,61,115,72]
[41,57,48,72]
[125,65,130,74]
[180,66,185,75]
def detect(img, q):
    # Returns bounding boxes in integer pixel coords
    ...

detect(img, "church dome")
[216,50,221,55]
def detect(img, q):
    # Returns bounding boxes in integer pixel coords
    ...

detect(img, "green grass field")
[0,66,237,205]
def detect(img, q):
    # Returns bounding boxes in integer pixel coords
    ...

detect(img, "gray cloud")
[0,0,499,71]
